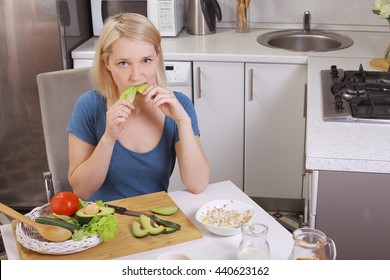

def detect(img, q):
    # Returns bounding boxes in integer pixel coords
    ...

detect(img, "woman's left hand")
[143,85,188,122]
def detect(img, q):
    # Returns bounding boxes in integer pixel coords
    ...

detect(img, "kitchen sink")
[257,29,354,52]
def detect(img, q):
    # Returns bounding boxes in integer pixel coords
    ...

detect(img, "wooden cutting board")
[14,191,202,260]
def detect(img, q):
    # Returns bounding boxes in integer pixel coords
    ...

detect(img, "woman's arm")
[174,117,210,193]
[68,133,116,200]
[68,99,134,200]
[143,85,210,193]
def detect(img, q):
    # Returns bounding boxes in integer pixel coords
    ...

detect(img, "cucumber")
[149,215,181,230]
[35,216,81,233]
[150,206,179,216]
[161,227,177,234]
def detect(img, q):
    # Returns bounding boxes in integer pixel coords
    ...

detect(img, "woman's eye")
[142,58,152,64]
[118,61,128,67]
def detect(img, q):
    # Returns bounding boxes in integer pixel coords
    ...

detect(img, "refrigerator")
[0,0,92,212]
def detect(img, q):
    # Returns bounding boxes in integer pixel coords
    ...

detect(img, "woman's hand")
[104,99,134,141]
[143,85,189,122]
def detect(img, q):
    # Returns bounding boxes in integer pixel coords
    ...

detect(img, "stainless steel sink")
[257,29,354,52]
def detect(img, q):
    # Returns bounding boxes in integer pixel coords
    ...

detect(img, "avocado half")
[131,220,149,238]
[76,205,115,225]
[139,214,166,235]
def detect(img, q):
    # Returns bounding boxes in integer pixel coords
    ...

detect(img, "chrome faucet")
[303,11,311,32]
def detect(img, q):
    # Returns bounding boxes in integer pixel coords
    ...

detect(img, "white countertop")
[72,28,390,173]
[72,28,389,63]
[306,57,390,174]
[0,181,293,260]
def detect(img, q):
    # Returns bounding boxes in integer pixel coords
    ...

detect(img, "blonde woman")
[67,13,210,201]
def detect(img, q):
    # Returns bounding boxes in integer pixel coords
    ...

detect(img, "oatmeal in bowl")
[195,199,255,236]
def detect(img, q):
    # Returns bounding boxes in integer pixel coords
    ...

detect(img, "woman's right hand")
[104,99,134,142]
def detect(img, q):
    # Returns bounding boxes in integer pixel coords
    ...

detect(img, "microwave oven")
[91,0,185,37]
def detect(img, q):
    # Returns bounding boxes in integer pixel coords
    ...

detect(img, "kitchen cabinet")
[193,61,245,189]
[244,63,307,199]
[191,61,306,199]
[314,170,390,260]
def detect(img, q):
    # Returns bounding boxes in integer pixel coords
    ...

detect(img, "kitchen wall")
[215,0,389,32]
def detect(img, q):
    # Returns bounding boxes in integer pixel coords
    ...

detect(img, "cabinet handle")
[196,66,201,99]
[303,83,307,118]
[248,68,254,101]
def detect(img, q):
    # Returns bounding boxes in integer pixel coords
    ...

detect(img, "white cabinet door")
[193,61,245,190]
[244,63,307,199]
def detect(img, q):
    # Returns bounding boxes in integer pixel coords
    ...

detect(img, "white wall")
[209,0,389,32]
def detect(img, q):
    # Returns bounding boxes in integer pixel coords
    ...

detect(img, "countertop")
[72,28,390,173]
[72,28,389,63]
[306,57,390,174]
[0,181,293,260]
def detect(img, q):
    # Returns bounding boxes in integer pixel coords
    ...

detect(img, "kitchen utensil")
[288,228,337,260]
[195,199,254,236]
[236,0,251,32]
[15,203,102,255]
[0,202,71,242]
[237,222,270,260]
[187,0,222,35]
[14,191,202,259]
[105,204,181,229]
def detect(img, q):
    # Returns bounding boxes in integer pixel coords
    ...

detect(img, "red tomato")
[50,192,80,216]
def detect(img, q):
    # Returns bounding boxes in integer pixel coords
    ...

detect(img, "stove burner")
[380,72,390,84]
[322,64,390,123]
[345,83,365,95]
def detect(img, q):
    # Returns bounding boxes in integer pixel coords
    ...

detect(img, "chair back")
[37,67,93,193]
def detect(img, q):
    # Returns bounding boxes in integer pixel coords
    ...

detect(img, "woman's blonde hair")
[92,13,167,100]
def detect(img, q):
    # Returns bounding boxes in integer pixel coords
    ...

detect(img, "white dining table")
[0,180,294,260]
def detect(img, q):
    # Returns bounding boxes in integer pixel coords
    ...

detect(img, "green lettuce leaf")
[120,84,148,102]
[72,214,118,241]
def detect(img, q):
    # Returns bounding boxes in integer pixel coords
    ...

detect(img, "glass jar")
[237,223,270,260]
[288,228,337,260]
[236,0,250,33]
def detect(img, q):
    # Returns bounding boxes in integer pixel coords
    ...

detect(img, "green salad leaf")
[120,84,148,102]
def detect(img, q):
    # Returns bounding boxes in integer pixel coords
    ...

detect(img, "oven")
[322,64,390,123]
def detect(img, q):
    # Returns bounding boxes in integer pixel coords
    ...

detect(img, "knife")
[105,204,181,230]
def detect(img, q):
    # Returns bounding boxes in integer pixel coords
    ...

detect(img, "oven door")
[91,0,147,36]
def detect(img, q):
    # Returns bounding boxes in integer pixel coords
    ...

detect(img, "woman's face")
[105,37,159,95]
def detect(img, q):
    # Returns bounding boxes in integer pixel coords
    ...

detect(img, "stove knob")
[334,94,344,111]
[330,65,339,79]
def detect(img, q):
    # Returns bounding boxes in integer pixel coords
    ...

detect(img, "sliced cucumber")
[150,206,179,216]
[149,215,181,230]
[161,227,177,234]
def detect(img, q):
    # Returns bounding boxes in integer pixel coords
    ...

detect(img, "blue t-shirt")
[67,90,200,201]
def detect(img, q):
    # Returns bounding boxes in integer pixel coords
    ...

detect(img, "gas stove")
[322,64,390,123]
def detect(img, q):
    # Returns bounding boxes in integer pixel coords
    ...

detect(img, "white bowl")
[156,252,191,260]
[195,199,255,236]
